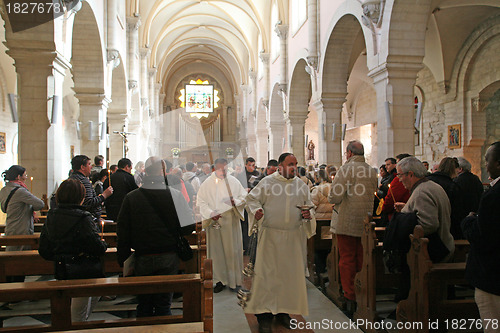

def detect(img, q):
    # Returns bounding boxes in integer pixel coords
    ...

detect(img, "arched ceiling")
[131,0,277,94]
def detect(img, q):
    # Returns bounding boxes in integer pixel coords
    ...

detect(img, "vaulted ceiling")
[130,0,284,97]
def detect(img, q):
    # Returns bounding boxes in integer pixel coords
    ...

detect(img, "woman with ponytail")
[0,165,44,282]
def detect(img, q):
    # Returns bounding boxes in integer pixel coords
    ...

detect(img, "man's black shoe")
[213,282,225,293]
[258,319,272,333]
[276,313,292,329]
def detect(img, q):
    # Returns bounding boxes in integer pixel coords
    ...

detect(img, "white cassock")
[197,173,247,288]
[245,172,316,315]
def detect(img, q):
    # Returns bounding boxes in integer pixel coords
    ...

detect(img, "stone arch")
[382,0,432,63]
[71,1,105,94]
[288,58,312,164]
[71,1,106,159]
[320,14,367,165]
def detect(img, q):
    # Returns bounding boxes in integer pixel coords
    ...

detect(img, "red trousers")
[337,234,363,301]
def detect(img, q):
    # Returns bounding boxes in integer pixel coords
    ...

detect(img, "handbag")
[139,188,193,261]
[55,254,104,280]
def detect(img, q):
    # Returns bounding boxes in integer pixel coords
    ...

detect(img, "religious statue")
[307,140,315,160]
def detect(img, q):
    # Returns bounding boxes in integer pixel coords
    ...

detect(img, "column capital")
[148,67,157,78]
[259,52,270,63]
[249,69,257,81]
[140,47,151,58]
[74,92,111,108]
[275,24,289,40]
[126,16,141,31]
[107,49,121,68]
[368,56,424,83]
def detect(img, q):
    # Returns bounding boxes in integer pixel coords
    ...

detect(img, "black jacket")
[103,169,138,221]
[427,172,466,239]
[454,171,484,214]
[69,171,105,219]
[462,180,500,296]
[116,176,195,266]
[38,204,107,261]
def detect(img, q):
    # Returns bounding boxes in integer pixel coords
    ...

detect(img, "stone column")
[259,52,270,103]
[275,24,289,92]
[286,115,308,165]
[75,93,110,159]
[140,48,150,115]
[148,68,156,117]
[370,64,421,165]
[127,16,141,94]
[7,45,62,197]
[268,120,285,159]
[106,0,120,69]
[307,0,318,70]
[256,128,269,165]
[314,94,344,166]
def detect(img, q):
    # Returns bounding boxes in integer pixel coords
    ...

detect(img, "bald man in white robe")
[245,153,316,333]
[197,158,247,292]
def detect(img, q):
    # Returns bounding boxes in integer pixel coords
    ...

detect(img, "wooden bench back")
[0,259,213,333]
[397,225,478,333]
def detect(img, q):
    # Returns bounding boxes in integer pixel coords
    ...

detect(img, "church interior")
[0,0,499,332]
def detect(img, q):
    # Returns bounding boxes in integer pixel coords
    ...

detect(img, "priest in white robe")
[244,153,316,333]
[197,158,247,292]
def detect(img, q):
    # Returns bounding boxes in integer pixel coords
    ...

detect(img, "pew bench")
[397,225,479,333]
[0,259,213,332]
[353,214,399,332]
[0,240,206,283]
[306,219,332,286]
[0,233,118,251]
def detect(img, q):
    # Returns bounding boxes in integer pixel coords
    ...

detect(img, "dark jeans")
[134,252,179,317]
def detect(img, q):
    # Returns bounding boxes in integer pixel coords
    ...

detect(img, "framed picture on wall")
[0,132,6,154]
[448,124,461,149]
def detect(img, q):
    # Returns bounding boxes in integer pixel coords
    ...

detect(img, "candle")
[374,192,380,200]
[30,177,33,192]
[107,169,111,186]
[101,220,105,240]
[388,184,396,202]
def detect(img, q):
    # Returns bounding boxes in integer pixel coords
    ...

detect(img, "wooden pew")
[0,233,118,250]
[326,232,345,309]
[306,218,332,285]
[0,259,213,333]
[0,239,206,283]
[397,225,478,333]
[353,214,399,331]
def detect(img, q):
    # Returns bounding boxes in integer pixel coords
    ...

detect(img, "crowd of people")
[0,141,498,331]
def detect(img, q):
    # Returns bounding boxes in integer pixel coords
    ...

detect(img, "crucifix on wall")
[113,125,136,158]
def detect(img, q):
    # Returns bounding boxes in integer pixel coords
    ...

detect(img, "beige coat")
[328,155,378,237]
[402,179,455,261]
[311,182,333,220]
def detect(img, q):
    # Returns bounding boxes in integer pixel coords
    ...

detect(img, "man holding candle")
[70,155,113,220]
[197,158,247,294]
[381,154,411,221]
[245,153,316,332]
[328,141,378,317]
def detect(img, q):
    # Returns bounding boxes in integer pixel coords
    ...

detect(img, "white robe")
[245,172,316,315]
[197,173,247,288]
